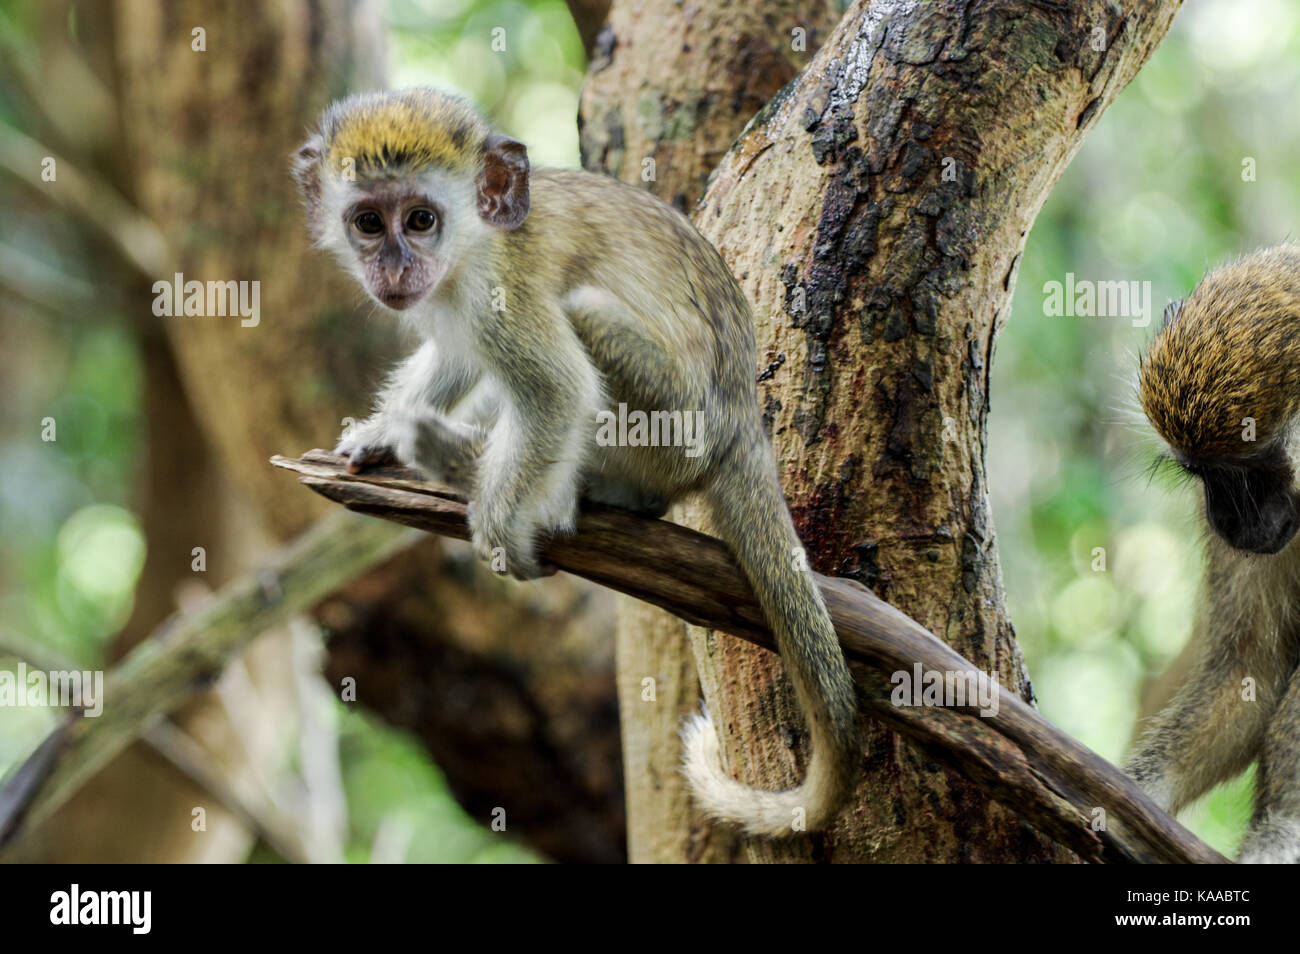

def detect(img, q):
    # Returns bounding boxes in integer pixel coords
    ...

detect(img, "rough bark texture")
[580,0,1181,862]
[579,0,841,863]
[682,0,1181,862]
[581,0,842,215]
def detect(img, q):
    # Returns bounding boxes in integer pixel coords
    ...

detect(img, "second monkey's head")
[292,88,530,312]
[1140,243,1300,554]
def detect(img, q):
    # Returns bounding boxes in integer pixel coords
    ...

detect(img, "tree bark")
[592,0,1181,861]
[579,0,842,862]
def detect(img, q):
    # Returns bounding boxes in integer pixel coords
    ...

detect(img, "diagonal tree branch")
[0,511,419,849]
[0,122,170,280]
[0,450,1226,863]
[0,635,311,863]
[268,451,1226,865]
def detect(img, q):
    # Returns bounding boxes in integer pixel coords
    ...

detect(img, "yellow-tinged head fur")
[318,88,490,177]
[1140,243,1300,460]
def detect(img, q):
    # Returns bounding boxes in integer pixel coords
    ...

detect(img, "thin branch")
[0,240,98,312]
[0,510,420,849]
[141,719,310,865]
[0,7,119,163]
[0,634,308,862]
[269,450,1228,865]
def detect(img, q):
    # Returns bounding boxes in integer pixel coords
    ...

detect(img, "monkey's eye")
[353,211,384,235]
[406,208,437,232]
[1147,452,1198,488]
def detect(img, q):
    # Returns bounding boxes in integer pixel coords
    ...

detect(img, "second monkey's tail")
[681,427,861,836]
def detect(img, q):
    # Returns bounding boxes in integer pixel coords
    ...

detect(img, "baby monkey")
[292,88,861,836]
[1130,243,1300,863]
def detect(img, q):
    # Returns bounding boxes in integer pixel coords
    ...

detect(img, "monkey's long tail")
[681,429,861,836]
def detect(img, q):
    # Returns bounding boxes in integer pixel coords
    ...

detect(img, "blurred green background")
[2,0,1293,860]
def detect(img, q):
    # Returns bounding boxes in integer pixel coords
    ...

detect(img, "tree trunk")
[580,0,842,863]
[593,0,1181,861]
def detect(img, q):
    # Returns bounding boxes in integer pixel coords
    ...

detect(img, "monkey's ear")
[291,136,324,223]
[476,133,530,230]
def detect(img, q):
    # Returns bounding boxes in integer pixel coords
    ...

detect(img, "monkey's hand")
[335,417,399,474]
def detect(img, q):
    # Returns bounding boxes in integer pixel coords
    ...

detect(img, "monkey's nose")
[383,264,407,284]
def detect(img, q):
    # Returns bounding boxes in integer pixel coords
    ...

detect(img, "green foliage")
[387,0,586,168]
[334,707,540,863]
[1,326,144,668]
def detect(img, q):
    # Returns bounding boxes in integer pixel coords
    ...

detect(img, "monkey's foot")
[467,503,563,581]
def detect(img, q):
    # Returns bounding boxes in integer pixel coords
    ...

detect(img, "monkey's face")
[342,178,447,311]
[295,95,532,316]
[1180,450,1300,555]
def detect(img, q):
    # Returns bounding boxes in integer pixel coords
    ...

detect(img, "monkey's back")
[497,169,766,494]
[519,169,756,393]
